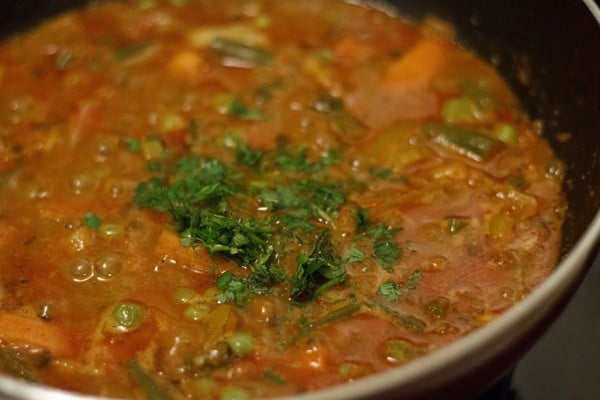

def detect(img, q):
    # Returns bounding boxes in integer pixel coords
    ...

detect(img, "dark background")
[513,251,600,400]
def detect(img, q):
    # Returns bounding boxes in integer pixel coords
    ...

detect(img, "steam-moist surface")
[0,0,565,398]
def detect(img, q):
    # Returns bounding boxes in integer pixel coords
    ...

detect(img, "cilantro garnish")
[342,244,365,264]
[132,137,403,305]
[374,239,402,272]
[84,212,102,230]
[378,281,402,302]
[227,98,265,121]
[406,270,422,290]
[290,231,346,301]
[275,146,340,173]
[124,137,142,152]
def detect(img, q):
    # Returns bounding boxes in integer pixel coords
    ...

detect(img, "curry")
[0,0,566,399]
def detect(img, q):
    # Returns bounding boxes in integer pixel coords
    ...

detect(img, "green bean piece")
[0,347,38,383]
[211,38,273,67]
[424,123,503,161]
[310,302,361,328]
[385,339,414,362]
[114,42,156,61]
[445,217,469,234]
[398,315,426,333]
[372,300,427,333]
[126,359,173,400]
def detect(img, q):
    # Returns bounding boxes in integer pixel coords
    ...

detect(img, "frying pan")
[0,0,599,399]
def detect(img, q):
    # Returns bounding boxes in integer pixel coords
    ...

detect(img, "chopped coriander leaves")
[228,98,265,121]
[275,146,340,172]
[84,212,102,229]
[290,231,346,301]
[378,271,421,302]
[132,139,405,305]
[216,272,251,306]
[215,94,265,120]
[342,244,365,264]
[356,219,403,271]
[124,137,142,152]
[406,270,422,290]
[374,239,402,271]
[378,281,402,302]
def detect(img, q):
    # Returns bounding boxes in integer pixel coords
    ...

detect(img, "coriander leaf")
[84,212,102,230]
[184,211,272,267]
[290,231,346,301]
[342,244,365,264]
[374,239,401,272]
[124,137,141,152]
[378,281,402,302]
[247,246,286,294]
[134,177,170,211]
[228,98,265,121]
[406,270,422,290]
[216,272,250,306]
[281,212,314,234]
[276,147,311,172]
[275,146,340,173]
[355,207,370,230]
[236,142,263,167]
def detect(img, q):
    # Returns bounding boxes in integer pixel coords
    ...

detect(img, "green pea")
[194,377,216,396]
[442,97,478,123]
[221,386,252,400]
[495,123,519,144]
[226,332,254,356]
[385,339,414,363]
[184,302,210,321]
[174,287,198,304]
[111,302,144,332]
[141,139,166,160]
[339,362,363,379]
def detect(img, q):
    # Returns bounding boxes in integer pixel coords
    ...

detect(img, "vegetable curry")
[0,0,566,398]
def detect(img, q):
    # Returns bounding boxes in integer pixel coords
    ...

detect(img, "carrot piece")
[384,39,446,86]
[167,50,206,83]
[0,312,74,358]
[334,37,374,62]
